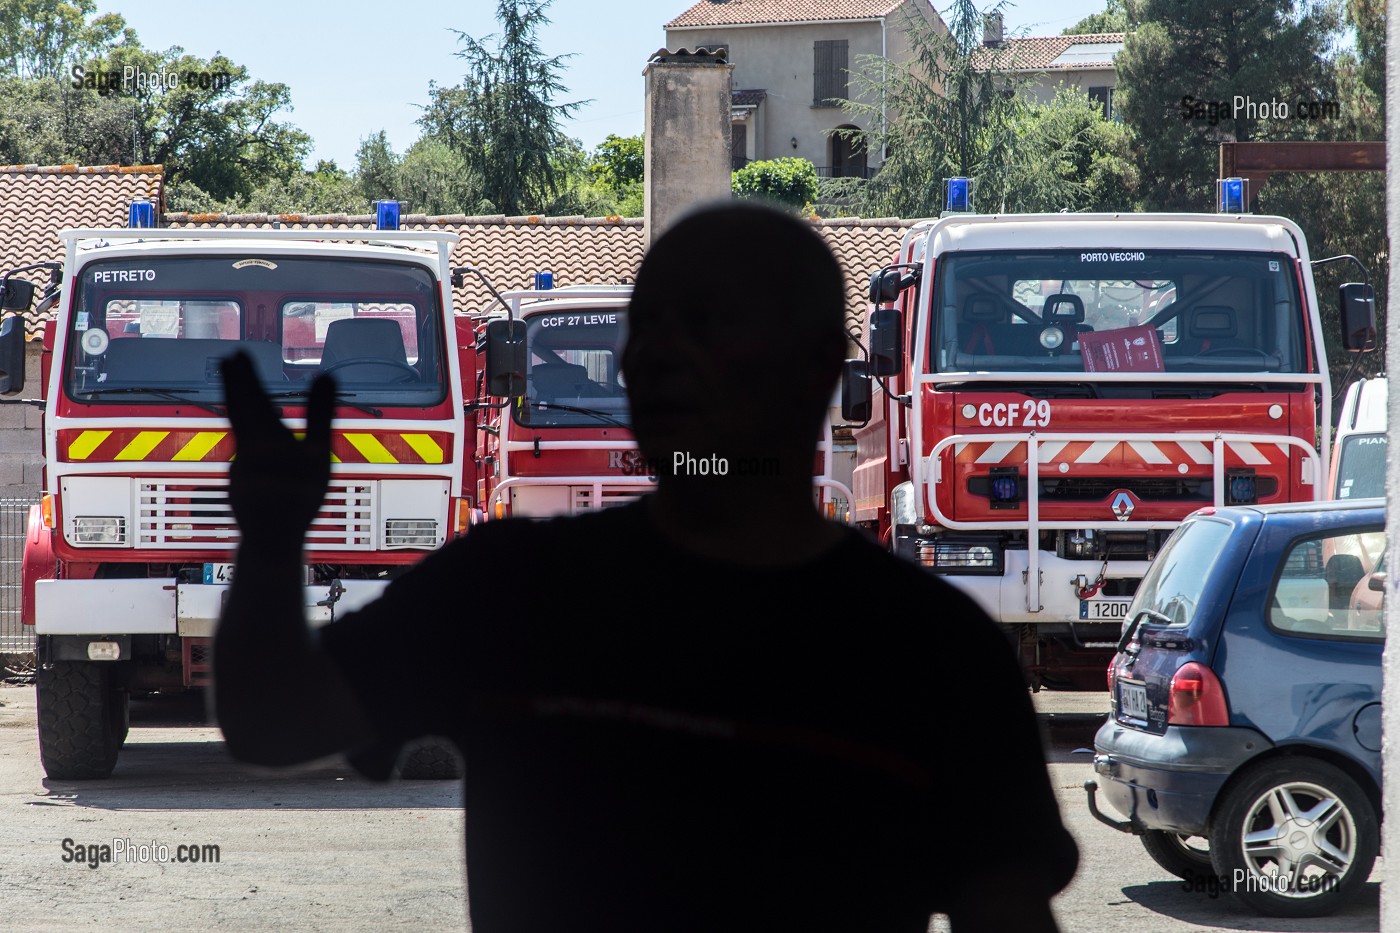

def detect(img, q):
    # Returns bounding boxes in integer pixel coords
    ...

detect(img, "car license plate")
[203,563,235,584]
[1081,598,1132,621]
[1119,682,1148,720]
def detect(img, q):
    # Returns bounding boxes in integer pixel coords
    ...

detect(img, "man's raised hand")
[220,351,337,553]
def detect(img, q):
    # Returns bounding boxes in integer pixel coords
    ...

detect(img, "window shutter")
[813,40,848,107]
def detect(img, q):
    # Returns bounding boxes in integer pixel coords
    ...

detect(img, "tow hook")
[1084,779,1138,834]
[316,579,346,609]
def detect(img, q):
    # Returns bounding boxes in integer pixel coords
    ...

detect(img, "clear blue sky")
[95,0,1112,169]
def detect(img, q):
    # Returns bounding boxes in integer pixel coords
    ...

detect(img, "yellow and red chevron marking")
[60,429,453,464]
[952,439,1293,469]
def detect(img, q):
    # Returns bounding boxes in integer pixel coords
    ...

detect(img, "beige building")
[971,30,1125,119]
[664,0,944,178]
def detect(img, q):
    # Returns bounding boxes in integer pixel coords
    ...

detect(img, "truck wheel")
[1140,830,1213,881]
[36,661,119,779]
[397,738,462,780]
[1209,759,1376,917]
[110,687,130,748]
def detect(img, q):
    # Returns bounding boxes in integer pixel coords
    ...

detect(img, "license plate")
[1081,598,1132,621]
[203,563,235,584]
[1119,682,1148,720]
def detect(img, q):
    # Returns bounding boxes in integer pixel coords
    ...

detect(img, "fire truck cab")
[0,209,469,778]
[471,285,853,521]
[846,189,1372,688]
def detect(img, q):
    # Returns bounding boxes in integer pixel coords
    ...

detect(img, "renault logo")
[1111,491,1136,521]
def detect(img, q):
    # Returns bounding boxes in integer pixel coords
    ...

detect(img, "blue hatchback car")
[1087,498,1384,917]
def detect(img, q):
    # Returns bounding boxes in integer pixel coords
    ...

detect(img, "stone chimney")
[643,47,734,247]
[982,12,1004,48]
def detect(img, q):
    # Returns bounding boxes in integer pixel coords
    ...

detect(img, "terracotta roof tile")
[2,162,911,341]
[667,0,906,28]
[733,88,768,106]
[0,164,164,338]
[971,32,1124,72]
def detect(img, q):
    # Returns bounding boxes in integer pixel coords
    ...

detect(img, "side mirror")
[1368,572,1386,592]
[0,314,27,395]
[1339,283,1376,352]
[484,319,527,397]
[0,278,34,312]
[840,359,872,422]
[869,306,903,377]
[867,268,917,305]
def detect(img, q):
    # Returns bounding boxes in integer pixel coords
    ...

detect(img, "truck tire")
[110,687,130,748]
[37,661,119,779]
[1209,758,1376,917]
[397,739,462,780]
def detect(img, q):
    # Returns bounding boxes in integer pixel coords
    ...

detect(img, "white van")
[1330,375,1387,500]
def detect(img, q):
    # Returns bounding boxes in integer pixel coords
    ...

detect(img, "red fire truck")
[0,205,474,777]
[843,184,1374,688]
[469,285,853,521]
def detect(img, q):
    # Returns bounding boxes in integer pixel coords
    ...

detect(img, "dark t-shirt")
[320,499,1077,932]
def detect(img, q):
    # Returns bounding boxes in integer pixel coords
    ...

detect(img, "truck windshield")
[1335,433,1386,499]
[514,306,630,427]
[65,255,446,407]
[930,250,1306,375]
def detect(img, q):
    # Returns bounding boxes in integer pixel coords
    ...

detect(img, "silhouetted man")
[214,202,1078,932]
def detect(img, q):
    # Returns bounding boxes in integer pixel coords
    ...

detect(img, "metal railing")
[0,497,37,654]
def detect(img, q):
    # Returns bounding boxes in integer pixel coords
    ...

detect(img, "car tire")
[1209,759,1377,917]
[397,739,463,780]
[36,661,119,779]
[1140,830,1213,881]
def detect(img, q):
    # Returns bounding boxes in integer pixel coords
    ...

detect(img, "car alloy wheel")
[1210,759,1377,917]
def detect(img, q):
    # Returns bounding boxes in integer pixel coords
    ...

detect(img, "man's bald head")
[622,202,848,474]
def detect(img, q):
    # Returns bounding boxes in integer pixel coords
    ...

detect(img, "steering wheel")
[320,357,419,383]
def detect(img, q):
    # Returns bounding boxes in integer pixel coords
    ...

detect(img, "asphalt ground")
[0,684,1381,932]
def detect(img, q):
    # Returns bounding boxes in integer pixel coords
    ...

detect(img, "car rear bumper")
[1092,719,1272,835]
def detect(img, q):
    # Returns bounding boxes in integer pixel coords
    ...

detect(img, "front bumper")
[34,577,390,636]
[1091,719,1272,835]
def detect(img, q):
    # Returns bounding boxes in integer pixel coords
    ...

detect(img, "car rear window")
[1130,516,1233,626]
[1269,529,1386,640]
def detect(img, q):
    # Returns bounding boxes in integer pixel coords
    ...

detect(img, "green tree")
[1063,0,1128,35]
[1115,0,1339,210]
[396,137,488,215]
[998,88,1137,212]
[354,130,400,204]
[840,0,1025,217]
[588,133,643,189]
[420,0,584,215]
[0,0,132,80]
[732,157,818,212]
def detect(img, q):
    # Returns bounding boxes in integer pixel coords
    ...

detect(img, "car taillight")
[1106,658,1115,692]
[1167,661,1229,726]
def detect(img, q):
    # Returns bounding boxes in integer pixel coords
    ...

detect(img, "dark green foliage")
[1063,0,1128,35]
[420,0,584,215]
[732,158,819,211]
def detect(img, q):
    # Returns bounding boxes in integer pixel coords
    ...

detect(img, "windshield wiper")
[265,389,383,418]
[522,400,629,428]
[79,386,225,416]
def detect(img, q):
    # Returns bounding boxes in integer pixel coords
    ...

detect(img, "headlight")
[72,516,127,545]
[383,519,438,548]
[916,537,1004,575]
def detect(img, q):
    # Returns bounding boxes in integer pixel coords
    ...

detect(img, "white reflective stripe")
[1178,441,1214,464]
[955,442,968,456]
[975,441,1019,464]
[1228,442,1271,465]
[1075,441,1117,464]
[1276,443,1291,457]
[1128,441,1171,464]
[1037,440,1069,462]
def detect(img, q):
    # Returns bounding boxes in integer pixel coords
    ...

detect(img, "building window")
[1088,85,1115,121]
[731,124,749,170]
[813,40,848,107]
[829,125,867,178]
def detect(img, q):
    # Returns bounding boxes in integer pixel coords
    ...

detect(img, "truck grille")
[570,487,645,511]
[137,480,375,550]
